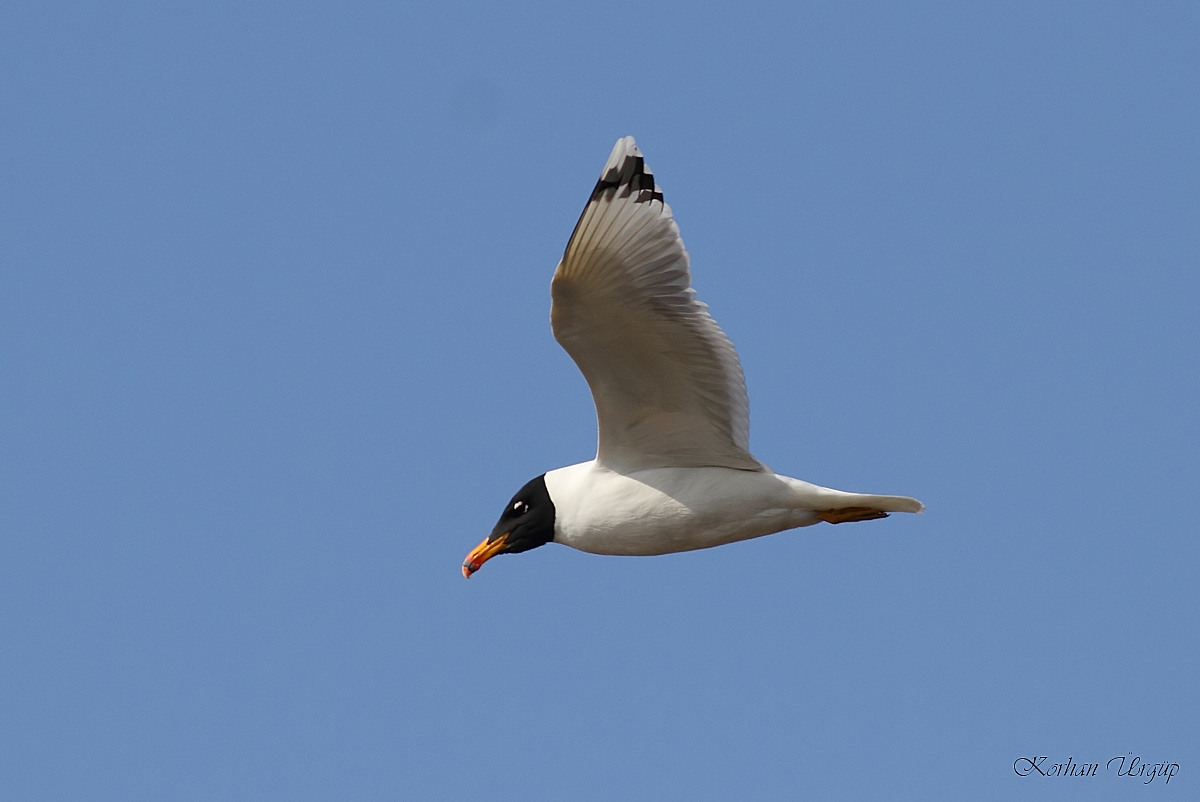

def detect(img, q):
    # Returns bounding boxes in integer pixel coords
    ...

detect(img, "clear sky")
[2,2,1197,799]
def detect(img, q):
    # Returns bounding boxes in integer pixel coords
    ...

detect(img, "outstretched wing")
[550,137,765,472]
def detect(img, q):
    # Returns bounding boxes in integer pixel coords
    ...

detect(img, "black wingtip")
[588,140,664,205]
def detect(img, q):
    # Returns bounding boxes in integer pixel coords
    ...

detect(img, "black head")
[462,474,556,577]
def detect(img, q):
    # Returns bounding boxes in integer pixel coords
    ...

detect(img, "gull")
[463,137,922,577]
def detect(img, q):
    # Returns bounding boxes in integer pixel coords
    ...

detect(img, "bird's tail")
[816,491,924,523]
[843,493,924,514]
[783,478,924,522]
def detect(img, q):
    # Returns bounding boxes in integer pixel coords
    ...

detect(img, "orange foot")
[817,507,890,524]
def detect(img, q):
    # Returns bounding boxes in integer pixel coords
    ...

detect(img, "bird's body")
[546,462,921,557]
[463,137,922,577]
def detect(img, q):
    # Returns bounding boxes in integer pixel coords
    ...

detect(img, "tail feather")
[812,492,923,524]
[849,493,924,514]
[786,478,924,515]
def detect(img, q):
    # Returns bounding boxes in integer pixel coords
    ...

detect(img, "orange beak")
[462,532,510,578]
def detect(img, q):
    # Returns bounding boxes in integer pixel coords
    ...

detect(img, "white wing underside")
[551,137,767,473]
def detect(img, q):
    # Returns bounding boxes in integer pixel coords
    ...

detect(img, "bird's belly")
[548,464,820,556]
[561,509,812,556]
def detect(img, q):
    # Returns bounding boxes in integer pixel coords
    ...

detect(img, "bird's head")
[462,474,556,577]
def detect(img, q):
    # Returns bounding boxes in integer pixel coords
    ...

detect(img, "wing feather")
[551,137,765,472]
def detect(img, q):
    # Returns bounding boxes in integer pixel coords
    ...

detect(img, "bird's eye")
[512,500,529,515]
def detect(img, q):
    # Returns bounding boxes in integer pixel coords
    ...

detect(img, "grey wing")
[550,137,766,472]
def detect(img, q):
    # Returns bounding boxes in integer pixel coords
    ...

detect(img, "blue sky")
[2,2,1197,799]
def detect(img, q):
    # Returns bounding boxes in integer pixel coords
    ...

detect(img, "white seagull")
[463,137,922,577]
